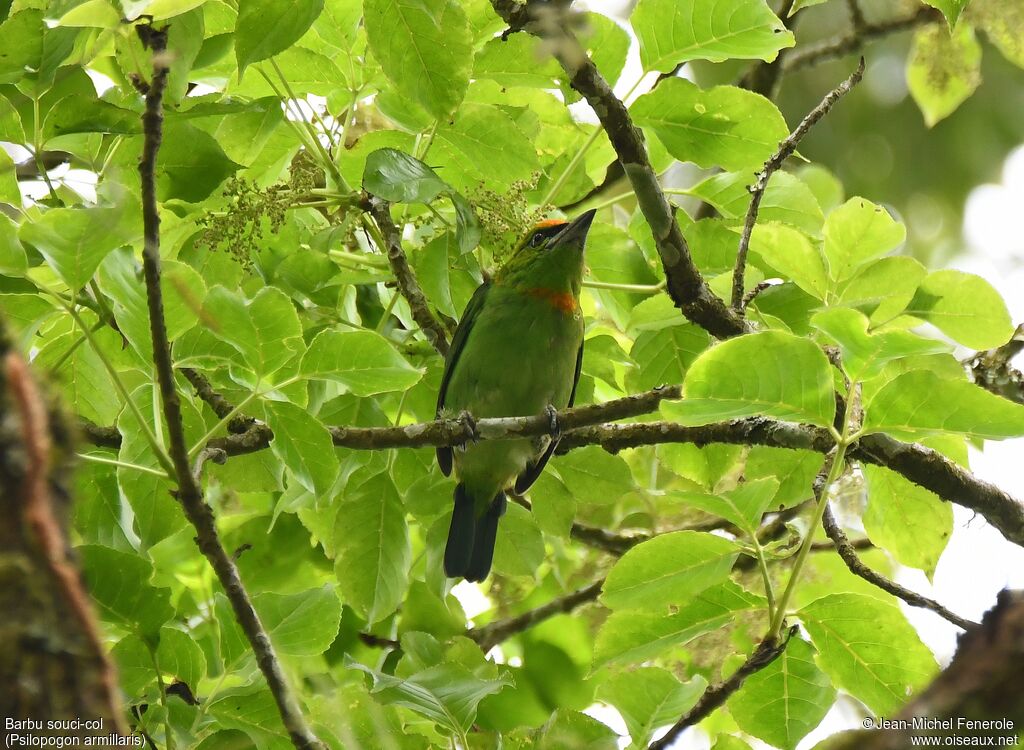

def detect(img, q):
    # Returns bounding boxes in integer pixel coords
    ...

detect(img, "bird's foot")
[458,410,480,444]
[544,404,560,439]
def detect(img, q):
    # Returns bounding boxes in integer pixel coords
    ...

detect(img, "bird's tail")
[443,484,506,582]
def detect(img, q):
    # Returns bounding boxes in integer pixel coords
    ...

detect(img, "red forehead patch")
[533,218,568,230]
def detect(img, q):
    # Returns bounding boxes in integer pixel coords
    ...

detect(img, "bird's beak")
[554,208,596,248]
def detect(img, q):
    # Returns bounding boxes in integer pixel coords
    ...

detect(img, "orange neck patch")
[525,287,578,314]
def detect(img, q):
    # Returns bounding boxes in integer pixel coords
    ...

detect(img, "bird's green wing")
[513,339,584,494]
[436,281,492,476]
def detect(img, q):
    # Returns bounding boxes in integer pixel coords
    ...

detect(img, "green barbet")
[436,209,596,581]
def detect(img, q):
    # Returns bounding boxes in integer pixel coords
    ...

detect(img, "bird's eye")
[529,233,545,248]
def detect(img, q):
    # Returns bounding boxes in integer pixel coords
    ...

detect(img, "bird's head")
[496,209,596,298]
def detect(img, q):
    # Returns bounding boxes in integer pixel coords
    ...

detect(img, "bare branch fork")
[732,58,865,310]
[783,5,941,72]
[136,28,324,750]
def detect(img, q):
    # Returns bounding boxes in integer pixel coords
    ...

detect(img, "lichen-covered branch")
[366,197,450,357]
[136,29,324,750]
[968,324,1024,405]
[733,59,864,310]
[489,0,746,339]
[79,399,1024,550]
[821,504,976,630]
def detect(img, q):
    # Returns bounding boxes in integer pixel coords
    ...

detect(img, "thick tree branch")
[821,504,976,630]
[648,628,797,749]
[783,5,940,72]
[490,0,746,339]
[136,30,324,750]
[469,581,604,652]
[732,59,864,310]
[1,341,127,736]
[79,396,1024,550]
[823,590,1024,750]
[968,324,1024,405]
[366,197,450,357]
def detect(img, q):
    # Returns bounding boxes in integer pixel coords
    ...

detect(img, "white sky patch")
[450,580,492,621]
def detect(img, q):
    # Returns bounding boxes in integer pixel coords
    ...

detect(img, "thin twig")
[135,28,324,750]
[489,0,746,339]
[366,197,450,357]
[469,581,605,651]
[731,58,864,310]
[783,5,940,72]
[821,504,977,630]
[648,627,797,749]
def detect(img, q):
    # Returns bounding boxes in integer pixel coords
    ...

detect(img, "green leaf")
[492,502,545,578]
[799,593,937,715]
[863,465,952,576]
[0,212,26,275]
[363,0,472,118]
[836,256,927,325]
[363,148,449,204]
[728,637,834,750]
[811,308,949,381]
[601,530,739,611]
[235,0,324,71]
[865,369,1024,439]
[748,223,827,299]
[971,0,1024,69]
[592,582,765,668]
[333,471,411,624]
[550,446,635,505]
[19,202,138,290]
[348,658,510,735]
[78,545,174,639]
[677,478,778,537]
[823,198,905,284]
[665,331,836,427]
[633,0,794,73]
[908,23,982,127]
[536,709,620,750]
[157,123,242,202]
[264,401,339,496]
[627,324,710,391]
[42,95,141,137]
[432,103,539,193]
[113,626,207,697]
[301,329,423,396]
[254,585,342,655]
[632,79,788,171]
[689,170,823,236]
[0,10,43,85]
[923,0,969,26]
[35,328,121,425]
[473,34,562,89]
[203,285,304,379]
[905,269,1013,349]
[599,668,707,749]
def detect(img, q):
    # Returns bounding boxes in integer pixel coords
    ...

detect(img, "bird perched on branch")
[436,210,595,581]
